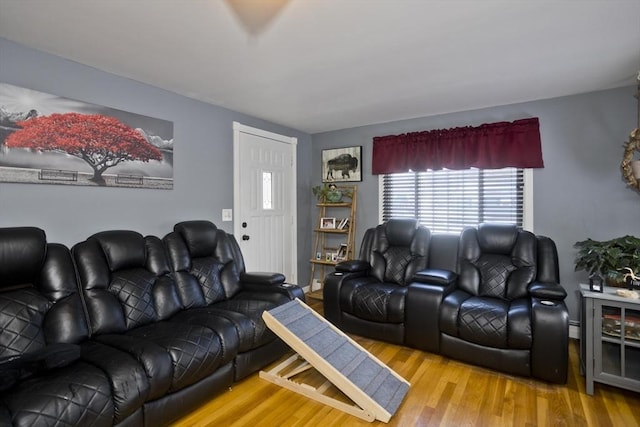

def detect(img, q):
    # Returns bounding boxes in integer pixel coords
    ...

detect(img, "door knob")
[242,235,250,241]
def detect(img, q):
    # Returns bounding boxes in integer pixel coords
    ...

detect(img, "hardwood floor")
[172,299,640,426]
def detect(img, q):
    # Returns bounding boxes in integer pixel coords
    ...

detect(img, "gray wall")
[311,86,640,321]
[2,36,639,320]
[0,38,313,284]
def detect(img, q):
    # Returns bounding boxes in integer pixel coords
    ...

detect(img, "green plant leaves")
[574,236,640,275]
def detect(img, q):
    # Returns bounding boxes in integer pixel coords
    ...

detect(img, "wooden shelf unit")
[308,185,357,299]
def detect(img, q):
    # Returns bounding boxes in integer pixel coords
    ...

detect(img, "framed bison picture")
[322,146,362,183]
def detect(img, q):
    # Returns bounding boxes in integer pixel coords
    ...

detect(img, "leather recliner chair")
[437,224,569,383]
[323,218,431,344]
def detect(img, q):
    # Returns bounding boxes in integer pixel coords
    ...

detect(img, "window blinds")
[381,168,523,234]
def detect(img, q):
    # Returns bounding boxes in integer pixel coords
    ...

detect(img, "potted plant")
[574,236,640,286]
[312,184,352,203]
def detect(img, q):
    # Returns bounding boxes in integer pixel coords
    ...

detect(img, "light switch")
[222,209,233,222]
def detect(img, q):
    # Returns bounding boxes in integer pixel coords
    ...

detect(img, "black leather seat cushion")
[458,296,509,348]
[174,298,278,353]
[0,343,81,392]
[2,361,114,427]
[341,278,407,324]
[95,321,222,400]
[440,291,532,350]
[80,341,150,424]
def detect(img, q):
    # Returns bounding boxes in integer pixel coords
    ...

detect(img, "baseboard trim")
[569,323,580,340]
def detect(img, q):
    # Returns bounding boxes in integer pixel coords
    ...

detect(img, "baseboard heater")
[260,298,410,423]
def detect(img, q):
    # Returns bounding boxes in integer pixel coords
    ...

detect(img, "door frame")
[232,121,298,283]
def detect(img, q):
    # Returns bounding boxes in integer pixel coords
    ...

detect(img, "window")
[380,168,531,234]
[262,171,273,210]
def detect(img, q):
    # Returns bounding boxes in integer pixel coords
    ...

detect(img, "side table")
[580,283,640,395]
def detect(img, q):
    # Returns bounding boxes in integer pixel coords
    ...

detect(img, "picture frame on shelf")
[316,251,322,260]
[325,253,332,262]
[336,243,347,261]
[320,217,336,229]
[322,146,362,183]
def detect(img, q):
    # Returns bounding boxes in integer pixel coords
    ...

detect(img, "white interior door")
[233,122,297,283]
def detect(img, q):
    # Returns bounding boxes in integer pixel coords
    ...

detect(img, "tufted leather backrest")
[363,219,431,286]
[0,227,89,359]
[458,223,537,300]
[164,221,243,308]
[73,230,177,335]
[0,227,47,287]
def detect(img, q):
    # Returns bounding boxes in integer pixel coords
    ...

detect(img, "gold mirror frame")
[621,128,640,191]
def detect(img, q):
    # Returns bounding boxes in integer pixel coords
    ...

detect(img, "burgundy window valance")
[372,117,544,174]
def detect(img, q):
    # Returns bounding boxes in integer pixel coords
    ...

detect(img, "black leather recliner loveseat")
[323,219,569,384]
[0,220,303,427]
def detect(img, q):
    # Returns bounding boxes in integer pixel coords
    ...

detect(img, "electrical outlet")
[222,209,233,222]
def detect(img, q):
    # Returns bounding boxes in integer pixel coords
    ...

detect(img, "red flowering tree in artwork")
[5,112,162,185]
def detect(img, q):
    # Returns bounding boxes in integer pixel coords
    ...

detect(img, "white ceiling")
[0,0,639,134]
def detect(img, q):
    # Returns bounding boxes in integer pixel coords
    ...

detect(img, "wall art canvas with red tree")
[0,83,173,189]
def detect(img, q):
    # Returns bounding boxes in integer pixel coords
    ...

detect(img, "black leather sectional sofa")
[323,219,569,384]
[0,221,303,427]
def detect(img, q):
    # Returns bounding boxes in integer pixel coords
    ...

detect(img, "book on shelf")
[337,218,350,230]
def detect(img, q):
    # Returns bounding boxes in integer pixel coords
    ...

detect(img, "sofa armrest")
[241,283,304,302]
[239,272,304,300]
[531,299,569,383]
[413,268,458,286]
[0,343,81,392]
[405,275,458,352]
[528,281,567,301]
[528,279,569,383]
[335,260,370,273]
[240,271,286,286]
